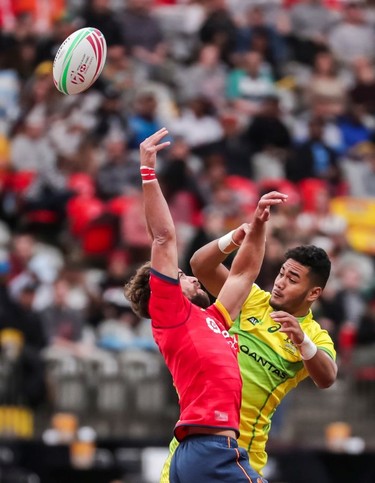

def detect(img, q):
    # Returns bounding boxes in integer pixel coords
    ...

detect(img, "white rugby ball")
[53,27,107,95]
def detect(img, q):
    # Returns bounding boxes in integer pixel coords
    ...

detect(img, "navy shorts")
[169,434,268,483]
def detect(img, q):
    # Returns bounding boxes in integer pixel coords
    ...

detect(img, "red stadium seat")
[258,178,301,206]
[68,173,96,198]
[26,209,58,224]
[106,195,132,217]
[8,171,36,193]
[81,216,117,256]
[66,196,106,236]
[298,178,328,212]
[226,176,259,213]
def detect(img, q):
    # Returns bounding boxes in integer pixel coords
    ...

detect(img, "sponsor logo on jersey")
[247,316,260,325]
[283,336,299,356]
[240,344,287,379]
[206,317,239,352]
[214,410,229,422]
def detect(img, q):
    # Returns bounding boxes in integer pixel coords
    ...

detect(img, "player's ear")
[307,286,322,303]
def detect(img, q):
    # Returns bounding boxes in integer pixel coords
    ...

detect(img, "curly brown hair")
[124,261,151,319]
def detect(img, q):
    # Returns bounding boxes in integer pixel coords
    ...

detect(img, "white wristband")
[218,230,240,254]
[297,333,317,360]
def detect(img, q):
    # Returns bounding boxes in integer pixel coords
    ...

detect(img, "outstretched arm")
[190,212,277,298]
[140,128,176,278]
[217,192,288,320]
[190,240,232,297]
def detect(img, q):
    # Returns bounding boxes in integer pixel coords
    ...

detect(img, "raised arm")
[191,199,286,297]
[139,128,176,278]
[217,192,288,320]
[190,240,232,297]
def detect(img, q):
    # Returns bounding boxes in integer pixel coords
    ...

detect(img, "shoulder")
[244,283,271,304]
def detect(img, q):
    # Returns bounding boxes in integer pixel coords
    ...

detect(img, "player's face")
[270,259,316,315]
[178,271,210,309]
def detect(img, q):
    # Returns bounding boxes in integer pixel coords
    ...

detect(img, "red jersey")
[149,269,242,441]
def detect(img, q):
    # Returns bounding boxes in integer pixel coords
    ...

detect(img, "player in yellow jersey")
[160,228,337,482]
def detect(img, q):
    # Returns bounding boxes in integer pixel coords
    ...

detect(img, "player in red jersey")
[124,127,288,482]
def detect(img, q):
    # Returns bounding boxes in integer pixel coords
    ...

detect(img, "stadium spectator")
[120,0,167,77]
[79,0,123,48]
[199,0,237,65]
[36,13,79,63]
[286,117,341,191]
[328,1,375,66]
[92,86,128,142]
[354,300,375,369]
[349,57,375,115]
[336,102,373,153]
[214,110,253,178]
[171,95,224,155]
[226,50,276,118]
[289,0,336,65]
[303,49,347,116]
[127,90,163,150]
[99,45,140,98]
[39,277,87,353]
[234,5,288,77]
[95,132,140,200]
[176,44,228,110]
[245,94,292,154]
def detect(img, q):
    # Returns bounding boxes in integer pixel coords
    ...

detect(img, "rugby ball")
[53,27,107,95]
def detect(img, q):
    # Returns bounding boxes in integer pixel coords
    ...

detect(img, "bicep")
[197,264,229,298]
[151,239,179,279]
[217,274,252,321]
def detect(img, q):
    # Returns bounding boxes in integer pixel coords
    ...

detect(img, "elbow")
[316,367,338,389]
[153,228,176,246]
[317,378,335,389]
[190,251,202,277]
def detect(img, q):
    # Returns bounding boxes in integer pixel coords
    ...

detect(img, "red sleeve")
[149,269,192,328]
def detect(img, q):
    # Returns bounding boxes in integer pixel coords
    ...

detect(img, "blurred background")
[0,0,375,482]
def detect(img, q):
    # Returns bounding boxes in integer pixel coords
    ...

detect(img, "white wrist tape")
[218,230,240,254]
[297,333,317,360]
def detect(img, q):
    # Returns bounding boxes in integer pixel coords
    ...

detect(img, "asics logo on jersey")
[240,345,287,379]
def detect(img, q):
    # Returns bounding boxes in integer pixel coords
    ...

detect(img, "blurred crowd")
[0,0,375,414]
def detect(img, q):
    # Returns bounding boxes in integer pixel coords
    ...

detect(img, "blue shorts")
[169,434,268,483]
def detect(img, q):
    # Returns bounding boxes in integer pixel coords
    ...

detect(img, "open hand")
[139,127,170,169]
[254,191,288,223]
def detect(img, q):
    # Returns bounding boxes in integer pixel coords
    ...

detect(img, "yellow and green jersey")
[160,283,336,481]
[231,283,336,472]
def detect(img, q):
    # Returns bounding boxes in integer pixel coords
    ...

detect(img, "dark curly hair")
[285,245,331,289]
[124,262,151,319]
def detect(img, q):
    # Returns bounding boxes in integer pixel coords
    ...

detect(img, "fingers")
[141,127,170,150]
[261,191,289,201]
[146,127,169,143]
[258,191,288,208]
[258,207,270,223]
[270,310,291,320]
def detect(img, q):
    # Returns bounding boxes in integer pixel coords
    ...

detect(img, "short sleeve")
[149,270,191,328]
